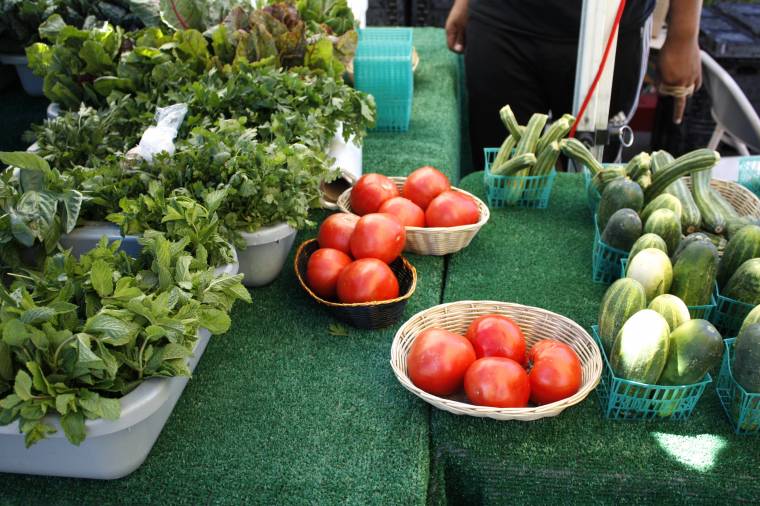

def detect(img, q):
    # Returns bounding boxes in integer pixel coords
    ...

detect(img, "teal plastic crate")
[716,338,760,435]
[354,28,413,132]
[483,148,557,209]
[738,156,760,198]
[620,258,716,319]
[711,283,755,338]
[591,325,711,420]
[592,215,628,284]
[582,166,601,216]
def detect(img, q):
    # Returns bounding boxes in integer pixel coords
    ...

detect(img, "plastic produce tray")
[711,284,755,338]
[738,156,760,198]
[716,338,760,435]
[592,215,628,284]
[483,148,556,209]
[591,326,711,421]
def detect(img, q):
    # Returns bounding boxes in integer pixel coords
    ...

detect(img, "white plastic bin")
[59,222,141,258]
[237,222,297,287]
[0,53,44,96]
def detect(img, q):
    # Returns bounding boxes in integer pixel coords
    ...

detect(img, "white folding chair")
[701,50,760,155]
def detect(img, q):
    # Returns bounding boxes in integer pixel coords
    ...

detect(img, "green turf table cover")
[0,28,456,504]
[430,172,760,504]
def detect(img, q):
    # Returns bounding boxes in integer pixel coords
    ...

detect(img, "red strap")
[569,0,628,138]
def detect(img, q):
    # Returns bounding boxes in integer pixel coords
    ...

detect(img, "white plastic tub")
[46,102,60,120]
[0,328,210,479]
[0,53,44,96]
[59,222,141,258]
[237,222,297,287]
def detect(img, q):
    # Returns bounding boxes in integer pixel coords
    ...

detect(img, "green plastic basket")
[354,28,413,132]
[620,258,716,319]
[716,338,760,435]
[482,148,557,209]
[738,156,760,198]
[711,283,755,338]
[592,215,628,284]
[591,326,711,420]
[583,166,601,216]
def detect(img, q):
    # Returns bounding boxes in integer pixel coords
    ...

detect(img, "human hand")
[658,33,702,124]
[445,0,469,53]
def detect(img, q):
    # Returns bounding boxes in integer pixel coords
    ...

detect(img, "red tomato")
[465,314,526,363]
[407,328,476,396]
[350,173,399,216]
[528,340,582,405]
[336,258,399,303]
[317,213,359,255]
[378,197,426,228]
[350,213,406,264]
[402,166,451,210]
[464,357,530,408]
[306,248,352,299]
[425,191,480,228]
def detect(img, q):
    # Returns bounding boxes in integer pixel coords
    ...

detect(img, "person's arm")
[658,0,703,123]
[445,0,469,53]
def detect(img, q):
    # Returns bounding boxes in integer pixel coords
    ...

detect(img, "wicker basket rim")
[390,300,603,417]
[336,176,491,233]
[294,239,418,308]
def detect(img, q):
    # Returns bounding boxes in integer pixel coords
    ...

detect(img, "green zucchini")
[644,149,720,202]
[636,172,652,190]
[708,186,739,219]
[532,141,560,176]
[499,105,523,141]
[591,166,627,193]
[691,169,726,234]
[536,114,574,154]
[650,150,674,175]
[625,152,651,180]
[515,113,548,156]
[560,138,603,176]
[654,150,701,234]
[491,153,536,176]
[492,135,516,170]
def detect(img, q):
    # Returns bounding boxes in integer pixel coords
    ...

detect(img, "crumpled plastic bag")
[132,103,188,164]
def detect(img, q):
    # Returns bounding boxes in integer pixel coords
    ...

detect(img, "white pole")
[572,0,621,165]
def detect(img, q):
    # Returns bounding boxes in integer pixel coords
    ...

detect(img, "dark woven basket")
[294,239,417,329]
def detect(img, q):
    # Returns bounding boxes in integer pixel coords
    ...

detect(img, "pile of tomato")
[351,167,480,227]
[406,315,583,407]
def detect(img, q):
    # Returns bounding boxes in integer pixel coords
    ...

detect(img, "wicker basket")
[336,177,490,256]
[294,239,417,329]
[682,176,760,218]
[390,301,603,420]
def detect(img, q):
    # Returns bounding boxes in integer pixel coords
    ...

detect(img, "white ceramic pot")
[236,222,297,287]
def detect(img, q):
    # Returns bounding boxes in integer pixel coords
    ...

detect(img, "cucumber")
[598,179,644,230]
[598,278,648,353]
[532,141,560,176]
[499,105,523,141]
[691,169,726,234]
[726,216,760,239]
[644,208,682,256]
[671,232,713,263]
[739,304,760,337]
[734,323,760,393]
[723,258,760,305]
[601,208,642,251]
[536,114,574,154]
[629,233,668,263]
[659,319,723,385]
[626,248,673,303]
[610,309,670,384]
[667,180,702,234]
[717,225,760,289]
[640,194,683,224]
[649,294,691,332]
[625,152,651,180]
[560,138,603,175]
[645,149,720,202]
[491,153,536,176]
[670,239,719,306]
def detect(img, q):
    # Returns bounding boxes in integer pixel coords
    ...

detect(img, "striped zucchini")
[650,150,674,175]
[536,114,574,153]
[691,168,726,234]
[636,172,652,190]
[653,150,701,234]
[625,152,651,180]
[560,138,603,175]
[708,187,739,219]
[515,113,548,156]
[591,166,626,193]
[499,105,523,141]
[532,141,560,176]
[492,135,516,170]
[491,153,536,176]
[644,149,720,202]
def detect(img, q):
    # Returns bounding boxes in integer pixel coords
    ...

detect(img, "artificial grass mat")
[430,171,760,504]
[0,28,457,504]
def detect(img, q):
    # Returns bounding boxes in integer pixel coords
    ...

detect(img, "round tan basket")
[682,177,760,218]
[337,177,490,256]
[390,301,602,420]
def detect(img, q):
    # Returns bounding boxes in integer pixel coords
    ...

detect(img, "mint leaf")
[55,393,76,415]
[0,152,51,174]
[14,371,33,401]
[84,314,136,346]
[199,308,231,334]
[20,307,56,325]
[3,319,30,347]
[61,411,86,446]
[91,259,114,297]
